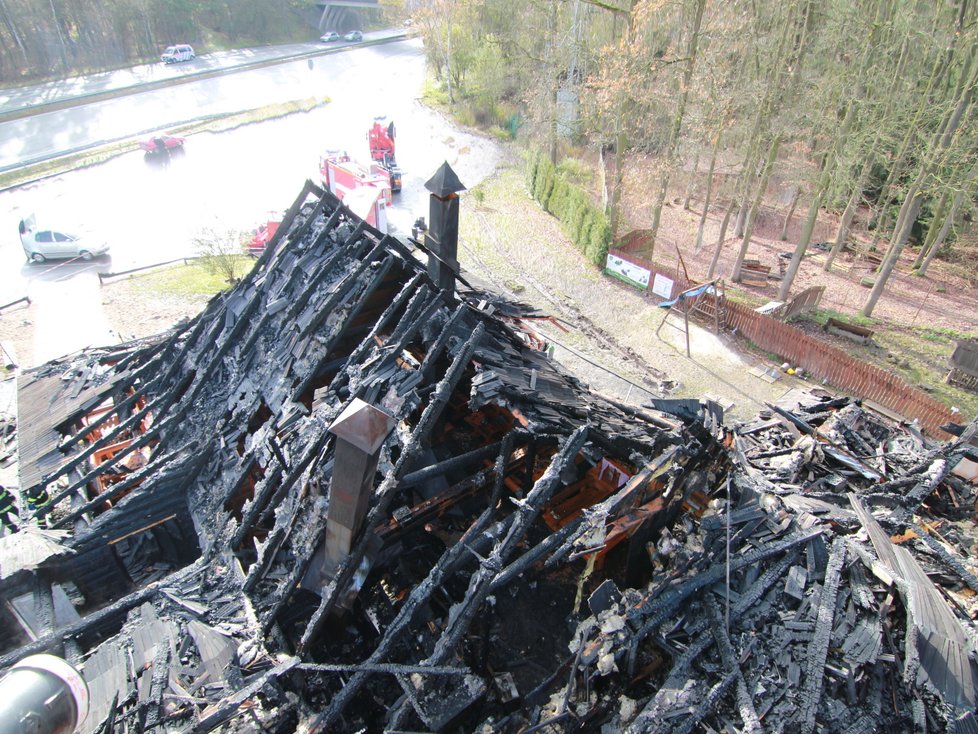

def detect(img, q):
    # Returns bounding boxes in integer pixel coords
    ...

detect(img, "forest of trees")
[0,0,314,83]
[3,0,976,315]
[410,0,978,316]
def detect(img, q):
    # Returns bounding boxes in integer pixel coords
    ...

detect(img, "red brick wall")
[607,248,957,436]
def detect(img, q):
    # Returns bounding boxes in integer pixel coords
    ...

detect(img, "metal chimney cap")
[424,162,466,197]
[328,398,396,454]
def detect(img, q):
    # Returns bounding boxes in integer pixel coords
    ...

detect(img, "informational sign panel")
[604,253,651,290]
[652,273,674,300]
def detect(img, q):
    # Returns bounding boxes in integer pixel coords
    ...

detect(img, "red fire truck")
[367,117,402,192]
[319,151,390,232]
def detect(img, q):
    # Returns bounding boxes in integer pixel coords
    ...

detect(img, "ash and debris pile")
[0,174,975,733]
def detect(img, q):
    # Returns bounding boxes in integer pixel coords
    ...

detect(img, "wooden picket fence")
[608,246,958,436]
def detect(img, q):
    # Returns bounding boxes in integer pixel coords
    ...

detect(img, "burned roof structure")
[1,174,977,733]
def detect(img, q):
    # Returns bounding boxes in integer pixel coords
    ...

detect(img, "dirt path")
[459,159,807,422]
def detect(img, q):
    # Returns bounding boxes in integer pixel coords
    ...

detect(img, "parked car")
[319,31,340,42]
[139,134,185,155]
[344,30,363,42]
[161,44,195,64]
[18,216,109,263]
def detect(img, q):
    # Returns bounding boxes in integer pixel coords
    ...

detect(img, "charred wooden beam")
[490,516,583,591]
[298,662,469,676]
[325,273,426,394]
[398,441,506,489]
[797,536,847,734]
[34,369,193,499]
[903,520,978,593]
[299,323,486,650]
[295,242,391,344]
[50,445,191,529]
[706,594,762,734]
[427,426,589,667]
[902,459,949,512]
[0,560,206,669]
[235,432,333,554]
[308,517,513,728]
[279,208,350,322]
[188,656,299,734]
[295,258,399,386]
[627,528,824,675]
[258,507,332,636]
[141,643,170,730]
[418,303,469,381]
[308,434,521,731]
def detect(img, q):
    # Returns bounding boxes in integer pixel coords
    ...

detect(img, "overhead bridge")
[316,0,381,32]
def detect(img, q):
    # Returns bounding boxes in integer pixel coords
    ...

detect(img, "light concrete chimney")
[322,399,396,572]
[424,162,466,297]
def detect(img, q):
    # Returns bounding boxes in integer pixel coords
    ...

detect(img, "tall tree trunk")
[445,5,454,104]
[0,0,28,67]
[683,151,700,210]
[605,0,637,243]
[912,191,949,270]
[732,135,781,283]
[694,132,721,252]
[915,192,959,275]
[867,34,963,260]
[547,0,559,165]
[708,200,736,280]
[824,158,872,271]
[48,0,69,72]
[777,94,858,299]
[648,0,707,250]
[779,187,801,240]
[916,157,978,275]
[863,53,978,316]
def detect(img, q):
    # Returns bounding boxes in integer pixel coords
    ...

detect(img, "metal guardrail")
[0,34,409,126]
[98,257,198,282]
[0,296,30,314]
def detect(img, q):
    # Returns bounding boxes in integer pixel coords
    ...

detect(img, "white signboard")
[652,273,674,300]
[604,254,651,290]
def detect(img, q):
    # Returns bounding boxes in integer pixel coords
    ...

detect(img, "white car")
[161,44,195,64]
[18,216,109,263]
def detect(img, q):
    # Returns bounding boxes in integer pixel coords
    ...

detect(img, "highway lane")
[0,37,501,364]
[0,33,408,171]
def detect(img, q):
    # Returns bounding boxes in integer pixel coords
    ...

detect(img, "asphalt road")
[0,31,406,171]
[0,37,502,363]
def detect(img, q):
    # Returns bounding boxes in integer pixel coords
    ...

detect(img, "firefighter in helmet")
[25,485,51,525]
[0,484,19,532]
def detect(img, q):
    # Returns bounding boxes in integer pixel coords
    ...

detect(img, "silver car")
[19,217,110,263]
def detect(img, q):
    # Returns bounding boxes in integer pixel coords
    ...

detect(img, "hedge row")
[526,149,611,266]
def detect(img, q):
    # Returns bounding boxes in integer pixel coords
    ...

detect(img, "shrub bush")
[526,149,541,193]
[525,148,611,267]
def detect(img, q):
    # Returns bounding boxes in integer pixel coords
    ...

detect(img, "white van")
[161,45,195,64]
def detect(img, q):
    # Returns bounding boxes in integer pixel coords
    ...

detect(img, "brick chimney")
[424,162,466,297]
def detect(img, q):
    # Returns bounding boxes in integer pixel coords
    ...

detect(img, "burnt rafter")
[5,176,978,734]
